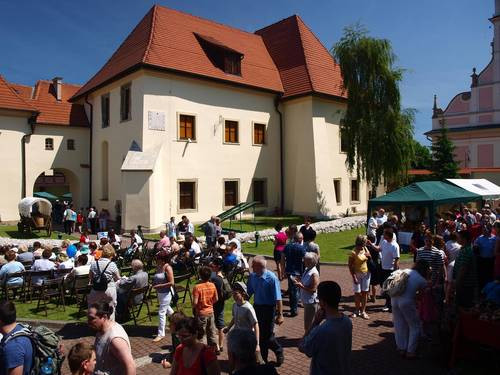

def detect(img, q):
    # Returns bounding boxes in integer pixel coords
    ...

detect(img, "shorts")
[273,250,283,263]
[214,304,225,329]
[353,272,371,293]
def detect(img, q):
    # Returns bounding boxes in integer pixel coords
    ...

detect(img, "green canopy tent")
[368,181,482,231]
[33,191,58,200]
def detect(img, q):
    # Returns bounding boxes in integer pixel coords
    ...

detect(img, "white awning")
[447,179,500,200]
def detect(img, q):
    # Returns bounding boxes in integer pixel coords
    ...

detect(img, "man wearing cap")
[247,256,284,366]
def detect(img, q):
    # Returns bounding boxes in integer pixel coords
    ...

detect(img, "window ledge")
[252,143,266,147]
[223,142,240,145]
[120,118,132,124]
[177,208,198,214]
[176,139,198,143]
[350,201,360,205]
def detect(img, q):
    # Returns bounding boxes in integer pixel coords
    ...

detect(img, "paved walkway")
[56,264,450,375]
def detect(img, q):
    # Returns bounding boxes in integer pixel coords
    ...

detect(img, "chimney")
[52,77,63,101]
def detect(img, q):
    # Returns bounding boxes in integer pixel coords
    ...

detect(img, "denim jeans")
[288,275,300,314]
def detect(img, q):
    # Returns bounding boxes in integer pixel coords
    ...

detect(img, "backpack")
[382,269,410,298]
[92,260,111,291]
[3,324,64,375]
[221,277,232,301]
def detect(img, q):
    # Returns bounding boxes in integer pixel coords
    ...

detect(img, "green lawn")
[0,225,77,240]
[244,227,412,263]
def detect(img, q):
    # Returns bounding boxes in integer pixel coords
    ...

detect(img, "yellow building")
[0,5,373,231]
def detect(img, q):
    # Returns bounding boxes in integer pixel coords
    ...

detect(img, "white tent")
[447,179,500,200]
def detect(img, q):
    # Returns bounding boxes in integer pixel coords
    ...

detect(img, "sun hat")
[57,253,69,262]
[11,247,19,253]
[232,281,249,298]
[79,245,90,255]
[49,252,57,261]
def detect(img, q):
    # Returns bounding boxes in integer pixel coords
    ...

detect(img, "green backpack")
[3,324,65,375]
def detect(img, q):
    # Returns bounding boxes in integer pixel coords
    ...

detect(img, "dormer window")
[195,33,243,76]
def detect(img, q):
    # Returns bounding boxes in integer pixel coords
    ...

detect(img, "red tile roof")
[30,80,89,127]
[1,78,89,127]
[72,5,284,100]
[256,15,346,100]
[0,75,37,113]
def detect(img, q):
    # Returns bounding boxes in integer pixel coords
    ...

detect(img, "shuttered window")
[253,123,266,145]
[101,94,110,127]
[253,180,266,205]
[179,181,196,210]
[224,120,239,143]
[224,180,238,207]
[179,115,195,140]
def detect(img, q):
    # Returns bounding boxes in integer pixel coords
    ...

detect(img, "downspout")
[274,95,284,213]
[21,116,36,198]
[85,95,93,208]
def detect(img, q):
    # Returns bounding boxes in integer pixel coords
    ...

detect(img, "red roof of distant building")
[0,75,37,113]
[72,5,346,102]
[256,15,346,100]
[30,80,88,127]
[1,77,89,127]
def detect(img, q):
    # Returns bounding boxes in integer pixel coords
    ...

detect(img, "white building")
[0,5,373,231]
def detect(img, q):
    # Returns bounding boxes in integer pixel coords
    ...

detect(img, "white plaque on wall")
[148,111,166,131]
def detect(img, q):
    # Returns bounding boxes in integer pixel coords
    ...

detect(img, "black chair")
[36,278,65,316]
[20,260,33,271]
[174,272,193,305]
[25,270,53,303]
[1,272,25,301]
[54,267,73,278]
[70,274,90,318]
[128,285,151,324]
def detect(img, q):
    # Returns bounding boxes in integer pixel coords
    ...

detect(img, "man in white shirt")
[369,228,399,312]
[227,231,248,269]
[376,209,388,227]
[367,211,378,237]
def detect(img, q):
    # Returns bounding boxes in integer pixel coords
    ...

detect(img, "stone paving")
[55,264,450,375]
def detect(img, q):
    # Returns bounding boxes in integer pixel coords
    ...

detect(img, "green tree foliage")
[430,122,460,179]
[411,140,432,170]
[332,25,414,188]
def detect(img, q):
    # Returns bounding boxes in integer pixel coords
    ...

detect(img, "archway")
[33,168,81,207]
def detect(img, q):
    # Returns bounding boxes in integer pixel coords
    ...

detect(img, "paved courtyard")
[54,264,450,375]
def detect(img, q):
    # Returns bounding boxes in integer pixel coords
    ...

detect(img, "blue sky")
[0,0,494,143]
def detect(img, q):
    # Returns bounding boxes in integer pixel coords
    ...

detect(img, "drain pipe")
[274,95,284,213]
[21,116,36,198]
[85,95,93,208]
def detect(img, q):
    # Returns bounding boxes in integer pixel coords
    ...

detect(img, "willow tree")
[332,25,414,189]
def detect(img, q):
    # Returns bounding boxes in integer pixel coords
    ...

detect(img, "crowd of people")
[1,207,499,375]
[364,205,500,359]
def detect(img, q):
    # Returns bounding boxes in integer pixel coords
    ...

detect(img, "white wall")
[0,112,30,221]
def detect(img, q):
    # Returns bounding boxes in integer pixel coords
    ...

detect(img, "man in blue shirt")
[299,281,352,375]
[284,232,306,317]
[474,224,496,289]
[0,301,33,375]
[247,256,284,366]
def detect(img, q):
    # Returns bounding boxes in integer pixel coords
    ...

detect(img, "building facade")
[428,0,500,185]
[0,5,371,231]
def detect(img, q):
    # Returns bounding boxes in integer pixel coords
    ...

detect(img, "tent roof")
[369,181,482,206]
[446,179,500,200]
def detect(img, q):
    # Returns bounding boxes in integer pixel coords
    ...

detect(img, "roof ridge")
[143,5,158,63]
[293,16,314,93]
[254,14,297,34]
[0,75,37,111]
[154,4,263,38]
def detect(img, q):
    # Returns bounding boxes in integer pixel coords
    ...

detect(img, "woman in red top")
[273,223,287,280]
[76,211,84,233]
[164,317,220,375]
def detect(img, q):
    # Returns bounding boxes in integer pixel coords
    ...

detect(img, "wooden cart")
[17,197,53,236]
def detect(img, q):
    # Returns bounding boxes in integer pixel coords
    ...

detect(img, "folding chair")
[174,273,193,305]
[25,270,53,303]
[128,285,151,325]
[36,278,65,316]
[2,272,25,301]
[70,274,91,318]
